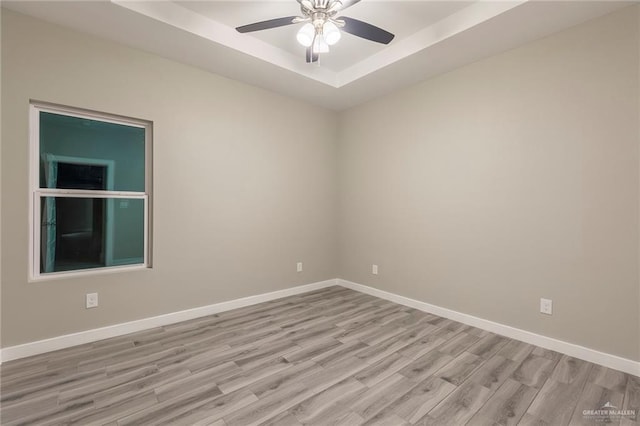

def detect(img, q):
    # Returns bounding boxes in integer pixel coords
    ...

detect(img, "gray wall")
[2,6,640,363]
[1,10,338,347]
[338,7,640,361]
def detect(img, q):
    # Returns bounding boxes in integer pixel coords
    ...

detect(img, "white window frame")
[29,101,153,281]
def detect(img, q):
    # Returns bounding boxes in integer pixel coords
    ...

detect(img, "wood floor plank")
[440,319,471,335]
[212,326,287,349]
[567,382,624,426]
[385,376,456,423]
[363,412,409,426]
[385,311,438,329]
[59,367,153,405]
[397,350,454,383]
[289,377,366,424]
[45,341,136,371]
[185,343,259,373]
[232,339,301,369]
[497,340,535,363]
[94,366,191,408]
[511,353,559,389]
[1,286,637,426]
[301,356,370,394]
[531,346,563,361]
[65,389,159,425]
[0,393,59,424]
[346,373,416,422]
[423,380,492,425]
[258,410,303,426]
[1,367,106,406]
[353,326,432,366]
[438,332,481,357]
[116,384,224,425]
[223,382,309,426]
[4,399,96,426]
[1,364,80,393]
[396,332,445,360]
[249,360,322,399]
[154,361,240,402]
[467,354,518,391]
[353,352,413,387]
[551,356,593,385]
[158,388,259,426]
[468,333,510,359]
[463,325,491,338]
[104,345,190,376]
[312,339,369,366]
[525,357,593,426]
[435,351,484,386]
[283,337,342,363]
[359,325,408,346]
[0,362,48,384]
[194,418,227,426]
[588,364,628,393]
[621,375,640,426]
[368,310,412,327]
[518,412,553,425]
[524,380,581,426]
[467,378,538,426]
[217,356,293,395]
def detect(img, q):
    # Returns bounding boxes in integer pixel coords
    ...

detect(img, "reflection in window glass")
[39,112,145,192]
[31,103,151,278]
[40,197,144,273]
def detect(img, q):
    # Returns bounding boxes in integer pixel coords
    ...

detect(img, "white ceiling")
[3,0,634,110]
[178,1,474,72]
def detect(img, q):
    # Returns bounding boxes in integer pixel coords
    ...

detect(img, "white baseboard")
[0,279,338,363]
[3,277,638,377]
[338,279,640,377]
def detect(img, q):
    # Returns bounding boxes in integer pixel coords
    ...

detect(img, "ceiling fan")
[236,0,395,63]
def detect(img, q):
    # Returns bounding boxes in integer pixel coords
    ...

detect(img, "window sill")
[29,264,150,283]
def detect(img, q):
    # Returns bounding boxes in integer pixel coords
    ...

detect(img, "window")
[29,102,152,279]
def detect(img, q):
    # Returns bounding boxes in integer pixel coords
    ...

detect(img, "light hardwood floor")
[1,286,638,425]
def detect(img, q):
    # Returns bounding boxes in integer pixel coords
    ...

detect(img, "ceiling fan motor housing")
[312,12,328,30]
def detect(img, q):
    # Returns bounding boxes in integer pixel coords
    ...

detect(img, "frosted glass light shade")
[313,35,329,53]
[296,23,315,47]
[323,21,341,45]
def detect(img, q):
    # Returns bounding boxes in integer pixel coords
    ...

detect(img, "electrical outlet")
[540,298,552,315]
[86,293,98,309]
[297,262,303,273]
[372,264,378,275]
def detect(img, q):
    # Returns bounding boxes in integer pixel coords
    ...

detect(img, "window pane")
[40,197,145,273]
[39,112,145,192]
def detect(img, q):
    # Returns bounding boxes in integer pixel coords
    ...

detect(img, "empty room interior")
[1,0,640,425]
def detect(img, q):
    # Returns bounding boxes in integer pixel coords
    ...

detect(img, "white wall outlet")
[540,298,552,315]
[372,264,378,275]
[86,293,98,309]
[296,262,303,273]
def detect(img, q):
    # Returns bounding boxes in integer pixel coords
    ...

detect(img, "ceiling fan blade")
[236,16,298,33]
[340,16,394,44]
[306,47,319,63]
[339,0,361,11]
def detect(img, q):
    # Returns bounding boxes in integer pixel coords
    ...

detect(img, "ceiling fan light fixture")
[296,23,315,47]
[323,21,341,45]
[237,0,394,63]
[313,34,330,53]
